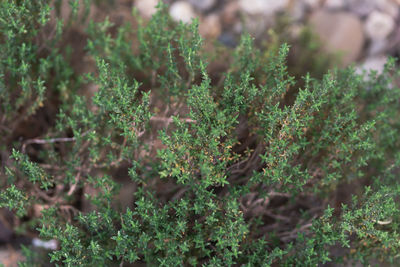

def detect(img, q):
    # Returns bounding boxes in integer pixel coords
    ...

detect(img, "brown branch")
[67,171,81,196]
[22,131,90,153]
[150,116,196,123]
[33,186,59,204]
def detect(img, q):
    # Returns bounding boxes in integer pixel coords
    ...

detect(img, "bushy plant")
[1,1,400,266]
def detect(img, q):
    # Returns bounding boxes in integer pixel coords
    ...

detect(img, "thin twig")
[22,131,90,153]
[33,186,58,204]
[67,171,81,196]
[279,222,313,242]
[150,116,196,123]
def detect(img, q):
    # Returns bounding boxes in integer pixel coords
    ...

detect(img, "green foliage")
[1,1,400,266]
[0,184,29,217]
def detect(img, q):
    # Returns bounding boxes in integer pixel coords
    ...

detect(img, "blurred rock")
[356,56,387,75]
[365,11,395,40]
[288,0,306,21]
[169,1,196,23]
[218,32,237,47]
[349,0,399,17]
[221,1,240,26]
[199,14,222,38]
[0,248,24,266]
[348,0,375,17]
[289,24,303,38]
[241,13,274,37]
[238,0,289,15]
[324,0,345,10]
[303,0,322,9]
[135,0,158,18]
[368,39,388,56]
[376,0,399,18]
[188,0,216,12]
[32,238,58,250]
[310,11,364,65]
[233,21,243,34]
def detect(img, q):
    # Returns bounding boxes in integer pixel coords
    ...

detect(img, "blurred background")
[135,0,400,73]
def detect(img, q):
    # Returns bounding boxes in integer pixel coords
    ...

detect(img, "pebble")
[218,32,237,48]
[310,11,364,66]
[288,0,306,21]
[135,0,158,18]
[303,0,322,9]
[356,56,388,76]
[221,1,240,26]
[365,11,395,40]
[238,0,289,15]
[368,39,388,56]
[32,238,58,250]
[188,0,216,12]
[348,0,375,17]
[169,1,196,24]
[324,0,345,9]
[199,14,222,38]
[349,0,399,17]
[376,0,399,18]
[0,249,24,265]
[289,24,304,38]
[241,13,274,37]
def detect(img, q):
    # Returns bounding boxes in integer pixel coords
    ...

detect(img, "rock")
[238,0,285,36]
[349,0,399,17]
[199,14,222,38]
[348,0,399,18]
[32,238,58,250]
[376,0,399,18]
[221,1,240,26]
[288,0,306,21]
[241,13,274,37]
[348,0,375,17]
[135,0,158,18]
[238,0,289,15]
[310,11,364,66]
[303,0,322,9]
[368,39,388,56]
[169,1,196,24]
[218,32,238,48]
[0,249,24,266]
[324,0,345,9]
[233,21,243,34]
[356,56,388,76]
[365,11,395,40]
[362,56,388,73]
[188,0,216,12]
[289,24,303,38]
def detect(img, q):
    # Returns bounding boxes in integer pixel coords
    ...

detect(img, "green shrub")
[1,1,400,266]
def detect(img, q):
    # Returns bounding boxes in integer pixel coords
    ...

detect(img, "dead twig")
[33,185,59,204]
[279,221,314,243]
[67,171,81,196]
[22,131,90,153]
[150,116,196,123]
